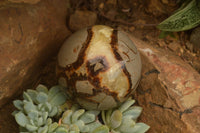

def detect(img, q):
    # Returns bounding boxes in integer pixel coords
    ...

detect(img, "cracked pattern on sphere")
[57,25,141,110]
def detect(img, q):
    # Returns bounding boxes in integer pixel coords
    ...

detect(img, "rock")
[7,0,41,4]
[192,59,200,73]
[128,35,200,132]
[0,0,71,107]
[69,10,97,31]
[190,27,200,53]
[144,0,177,17]
[167,42,183,53]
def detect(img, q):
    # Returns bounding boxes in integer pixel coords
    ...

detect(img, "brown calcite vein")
[129,35,200,133]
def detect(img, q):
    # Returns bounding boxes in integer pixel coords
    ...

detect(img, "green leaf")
[23,92,33,102]
[28,110,39,120]
[27,89,38,103]
[24,101,36,114]
[36,84,48,94]
[49,92,67,106]
[36,92,48,103]
[48,85,63,100]
[157,0,200,31]
[55,126,69,133]
[49,106,58,117]
[79,111,95,124]
[37,116,44,127]
[92,125,109,133]
[69,124,80,132]
[87,121,102,133]
[118,99,135,113]
[38,125,48,133]
[48,122,59,132]
[122,123,150,133]
[123,106,142,120]
[74,120,85,131]
[117,117,136,133]
[13,100,24,110]
[110,110,122,129]
[72,109,85,123]
[62,110,73,124]
[15,111,29,127]
[25,124,38,132]
[105,109,112,127]
[43,102,52,112]
[101,111,106,125]
[46,118,52,125]
[42,112,48,122]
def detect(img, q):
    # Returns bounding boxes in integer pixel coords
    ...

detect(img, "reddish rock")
[0,0,71,107]
[69,10,97,31]
[129,35,200,132]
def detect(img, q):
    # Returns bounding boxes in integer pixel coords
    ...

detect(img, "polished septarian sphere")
[57,25,142,110]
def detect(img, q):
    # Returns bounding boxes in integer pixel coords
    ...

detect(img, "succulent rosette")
[102,98,150,133]
[12,84,68,132]
[13,84,150,133]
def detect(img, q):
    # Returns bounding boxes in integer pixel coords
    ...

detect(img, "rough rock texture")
[190,27,200,53]
[129,35,200,133]
[144,0,178,17]
[7,0,41,4]
[0,0,71,107]
[69,10,97,31]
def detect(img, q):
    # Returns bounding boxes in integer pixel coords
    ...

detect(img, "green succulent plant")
[101,98,150,133]
[13,84,150,133]
[57,105,109,133]
[12,84,68,133]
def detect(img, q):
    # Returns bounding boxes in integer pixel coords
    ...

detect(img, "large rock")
[69,10,97,31]
[0,0,71,107]
[129,35,200,132]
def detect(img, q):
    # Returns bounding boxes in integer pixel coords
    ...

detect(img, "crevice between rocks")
[149,102,193,119]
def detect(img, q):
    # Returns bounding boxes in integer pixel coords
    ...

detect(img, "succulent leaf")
[38,125,48,133]
[123,106,142,120]
[13,100,24,110]
[27,89,38,103]
[49,106,58,117]
[48,122,59,132]
[54,126,69,133]
[26,124,38,132]
[87,121,102,133]
[49,92,67,106]
[15,111,30,127]
[117,117,136,132]
[128,123,150,133]
[24,101,36,114]
[79,111,96,124]
[118,99,135,113]
[72,109,85,123]
[48,85,63,100]
[36,84,48,94]
[62,110,73,124]
[92,125,109,133]
[28,110,39,120]
[23,92,33,102]
[69,124,80,132]
[36,92,48,103]
[110,110,122,129]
